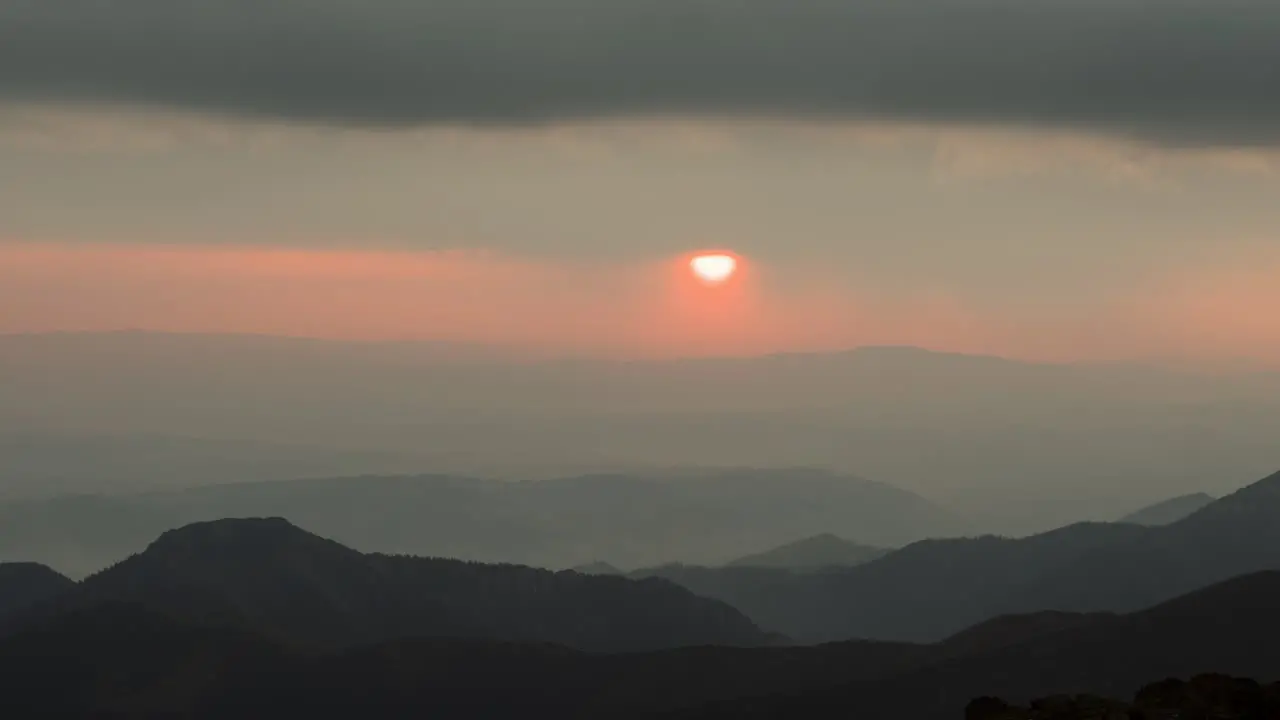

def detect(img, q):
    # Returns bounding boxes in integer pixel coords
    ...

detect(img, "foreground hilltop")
[6,517,771,653]
[0,562,73,616]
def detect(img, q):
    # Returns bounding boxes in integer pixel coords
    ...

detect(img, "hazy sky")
[3,0,1279,362]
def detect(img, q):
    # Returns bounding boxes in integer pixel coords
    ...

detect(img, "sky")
[3,0,1280,363]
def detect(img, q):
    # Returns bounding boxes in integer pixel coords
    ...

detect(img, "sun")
[690,253,738,285]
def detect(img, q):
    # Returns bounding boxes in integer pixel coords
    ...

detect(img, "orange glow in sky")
[3,240,1279,365]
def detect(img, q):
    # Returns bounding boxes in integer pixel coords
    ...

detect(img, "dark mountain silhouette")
[726,533,888,570]
[0,469,960,578]
[0,562,73,617]
[14,518,771,653]
[1009,469,1280,615]
[1119,491,1216,526]
[968,674,1280,720]
[5,571,1280,719]
[637,469,1280,643]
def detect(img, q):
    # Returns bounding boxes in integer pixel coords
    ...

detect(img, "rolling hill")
[682,571,1280,719]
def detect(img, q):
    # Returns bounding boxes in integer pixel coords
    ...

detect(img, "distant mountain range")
[1119,492,1216,526]
[637,469,1280,643]
[4,523,1280,720]
[0,469,962,578]
[3,518,770,654]
[7,331,1280,534]
[0,430,436,500]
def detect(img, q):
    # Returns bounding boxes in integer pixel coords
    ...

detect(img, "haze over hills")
[0,431,437,500]
[637,468,1280,643]
[6,518,771,653]
[727,533,889,570]
[1119,492,1216,526]
[0,469,959,578]
[5,331,1280,533]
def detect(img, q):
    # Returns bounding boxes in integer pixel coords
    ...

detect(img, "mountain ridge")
[640,468,1280,643]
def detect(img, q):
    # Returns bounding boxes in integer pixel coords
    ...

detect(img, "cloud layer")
[2,1,1279,145]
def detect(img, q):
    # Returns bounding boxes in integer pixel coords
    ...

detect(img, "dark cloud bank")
[2,0,1279,145]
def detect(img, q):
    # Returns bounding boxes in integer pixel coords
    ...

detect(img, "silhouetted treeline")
[968,674,1280,719]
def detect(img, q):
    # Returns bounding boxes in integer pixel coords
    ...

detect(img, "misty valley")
[4,334,1280,718]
